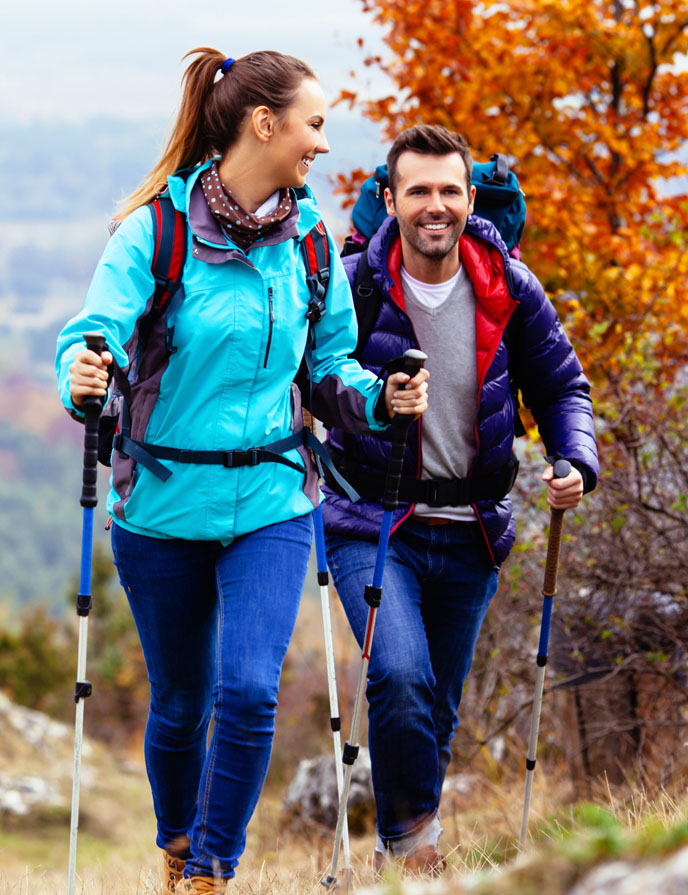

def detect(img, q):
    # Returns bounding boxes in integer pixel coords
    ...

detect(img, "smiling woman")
[55,45,428,895]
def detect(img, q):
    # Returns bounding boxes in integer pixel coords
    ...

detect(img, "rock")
[0,690,81,754]
[569,846,688,894]
[282,748,375,832]
[0,771,63,816]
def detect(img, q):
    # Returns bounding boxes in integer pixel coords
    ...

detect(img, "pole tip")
[321,876,338,889]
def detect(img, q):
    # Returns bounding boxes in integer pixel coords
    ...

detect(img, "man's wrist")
[567,458,593,494]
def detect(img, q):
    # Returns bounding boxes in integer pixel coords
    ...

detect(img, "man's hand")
[69,348,113,406]
[541,463,584,510]
[384,368,430,419]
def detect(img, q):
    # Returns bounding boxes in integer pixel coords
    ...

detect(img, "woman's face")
[270,77,330,188]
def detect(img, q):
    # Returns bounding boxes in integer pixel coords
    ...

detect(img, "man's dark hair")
[386,125,473,197]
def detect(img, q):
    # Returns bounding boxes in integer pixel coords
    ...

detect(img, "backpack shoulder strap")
[148,194,187,318]
[300,220,330,327]
[352,249,383,361]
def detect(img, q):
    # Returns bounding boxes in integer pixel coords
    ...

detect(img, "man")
[322,125,598,872]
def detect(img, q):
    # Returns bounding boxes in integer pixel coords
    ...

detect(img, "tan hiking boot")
[373,845,446,878]
[162,850,186,894]
[373,848,390,876]
[404,845,447,876]
[175,877,227,895]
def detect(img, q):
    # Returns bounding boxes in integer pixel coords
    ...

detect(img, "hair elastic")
[221,57,236,74]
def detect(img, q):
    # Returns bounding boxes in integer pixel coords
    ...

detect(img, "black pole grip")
[80,333,106,509]
[543,458,571,596]
[382,349,427,511]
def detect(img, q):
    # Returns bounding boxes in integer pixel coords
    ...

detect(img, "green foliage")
[0,421,109,608]
[0,544,147,741]
[0,605,72,712]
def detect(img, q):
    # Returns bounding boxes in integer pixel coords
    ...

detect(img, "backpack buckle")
[224,449,259,467]
[425,481,441,507]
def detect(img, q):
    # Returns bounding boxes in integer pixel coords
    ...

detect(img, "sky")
[2,0,391,122]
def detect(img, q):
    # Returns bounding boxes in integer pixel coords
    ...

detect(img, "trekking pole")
[68,332,106,895]
[518,457,571,850]
[322,348,427,889]
[303,409,351,872]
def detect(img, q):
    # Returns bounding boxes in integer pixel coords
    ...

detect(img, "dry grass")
[4,589,688,894]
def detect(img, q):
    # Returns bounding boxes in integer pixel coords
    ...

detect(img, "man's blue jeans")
[111,514,312,879]
[326,518,498,843]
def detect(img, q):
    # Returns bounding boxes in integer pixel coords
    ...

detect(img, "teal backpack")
[342,153,526,257]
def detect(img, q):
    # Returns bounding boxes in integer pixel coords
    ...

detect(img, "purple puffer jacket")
[321,215,599,568]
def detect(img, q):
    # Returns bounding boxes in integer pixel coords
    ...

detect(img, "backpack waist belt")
[326,448,518,506]
[114,432,307,483]
[113,430,361,502]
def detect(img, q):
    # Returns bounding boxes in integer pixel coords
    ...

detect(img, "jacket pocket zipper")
[264,286,274,368]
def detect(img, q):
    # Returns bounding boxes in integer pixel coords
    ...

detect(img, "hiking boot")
[373,845,446,878]
[373,848,391,876]
[404,845,447,876]
[162,850,186,895]
[175,877,227,895]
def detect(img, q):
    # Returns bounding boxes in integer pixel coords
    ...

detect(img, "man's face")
[384,151,476,262]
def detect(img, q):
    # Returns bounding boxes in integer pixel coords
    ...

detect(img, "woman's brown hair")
[119,48,315,217]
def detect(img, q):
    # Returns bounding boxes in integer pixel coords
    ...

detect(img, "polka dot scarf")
[200,160,293,251]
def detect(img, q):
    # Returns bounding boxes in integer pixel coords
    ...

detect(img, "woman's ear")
[251,105,275,143]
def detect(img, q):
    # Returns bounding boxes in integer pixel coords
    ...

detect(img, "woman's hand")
[69,348,113,407]
[384,368,429,420]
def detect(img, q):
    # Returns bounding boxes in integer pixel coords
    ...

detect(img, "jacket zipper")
[264,286,274,368]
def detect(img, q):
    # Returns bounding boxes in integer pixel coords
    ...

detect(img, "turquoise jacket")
[56,163,385,542]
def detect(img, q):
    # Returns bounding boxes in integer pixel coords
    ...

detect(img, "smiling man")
[322,125,598,873]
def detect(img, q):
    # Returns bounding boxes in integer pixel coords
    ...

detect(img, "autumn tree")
[340,0,688,396]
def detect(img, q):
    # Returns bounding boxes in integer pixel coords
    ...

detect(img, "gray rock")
[0,690,79,753]
[568,846,688,894]
[282,748,375,832]
[0,771,63,816]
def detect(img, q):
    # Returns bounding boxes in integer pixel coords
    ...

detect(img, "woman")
[56,48,428,892]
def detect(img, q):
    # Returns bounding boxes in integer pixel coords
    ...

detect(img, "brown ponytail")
[118,47,316,218]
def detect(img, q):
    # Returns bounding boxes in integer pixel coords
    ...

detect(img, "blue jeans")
[326,518,498,842]
[111,514,312,879]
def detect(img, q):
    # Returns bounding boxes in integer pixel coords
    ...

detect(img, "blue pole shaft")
[79,508,94,597]
[537,595,553,659]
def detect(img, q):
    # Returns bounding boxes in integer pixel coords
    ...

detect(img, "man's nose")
[426,190,446,213]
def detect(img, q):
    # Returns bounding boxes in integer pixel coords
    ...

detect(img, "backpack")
[342,153,526,257]
[96,189,356,493]
[342,153,527,438]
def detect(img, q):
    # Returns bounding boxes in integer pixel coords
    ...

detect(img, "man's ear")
[384,187,396,217]
[251,105,275,143]
[467,184,476,216]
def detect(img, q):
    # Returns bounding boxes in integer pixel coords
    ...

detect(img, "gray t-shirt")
[401,264,478,522]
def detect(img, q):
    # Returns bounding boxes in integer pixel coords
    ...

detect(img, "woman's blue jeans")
[111,514,312,879]
[326,518,498,843]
